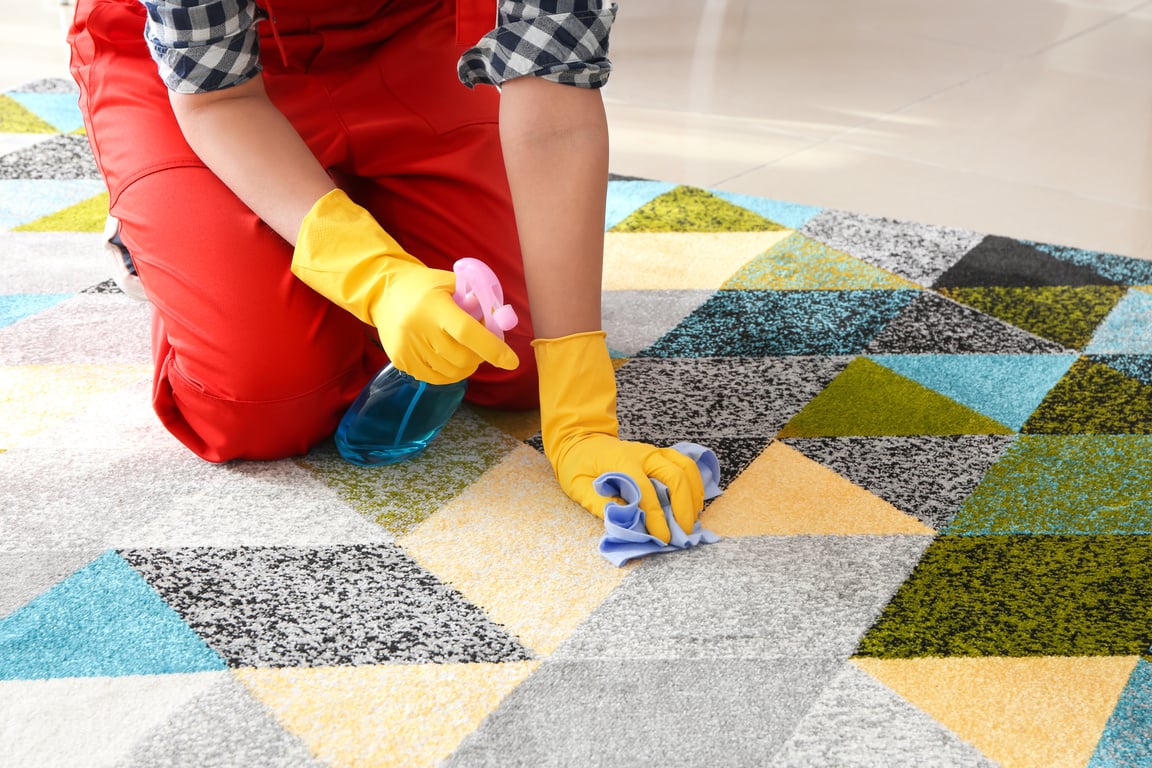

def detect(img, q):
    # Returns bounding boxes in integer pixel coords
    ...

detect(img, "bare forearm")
[499,77,608,339]
[169,77,335,243]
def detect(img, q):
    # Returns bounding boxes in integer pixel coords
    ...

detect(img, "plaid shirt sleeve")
[458,0,617,89]
[140,0,266,94]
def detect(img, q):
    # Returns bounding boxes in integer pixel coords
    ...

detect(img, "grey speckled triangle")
[120,545,533,668]
[801,209,985,287]
[616,355,853,441]
[444,658,842,768]
[9,78,78,94]
[115,675,324,768]
[0,135,100,180]
[772,662,997,767]
[553,536,932,661]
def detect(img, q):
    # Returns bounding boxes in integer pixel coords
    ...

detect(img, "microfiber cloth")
[594,442,722,566]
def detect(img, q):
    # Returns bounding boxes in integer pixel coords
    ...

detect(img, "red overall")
[68,0,537,462]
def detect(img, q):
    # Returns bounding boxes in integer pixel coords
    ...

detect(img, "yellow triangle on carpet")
[0,94,57,133]
[236,662,537,768]
[14,192,109,233]
[853,656,1138,768]
[602,231,792,290]
[400,444,627,656]
[701,442,935,536]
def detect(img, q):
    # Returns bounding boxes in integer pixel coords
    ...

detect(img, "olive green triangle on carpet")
[778,357,1014,438]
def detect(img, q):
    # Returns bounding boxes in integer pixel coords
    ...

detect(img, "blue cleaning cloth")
[594,442,723,566]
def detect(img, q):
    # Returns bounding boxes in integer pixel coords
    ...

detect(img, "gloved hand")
[292,189,519,385]
[534,330,705,544]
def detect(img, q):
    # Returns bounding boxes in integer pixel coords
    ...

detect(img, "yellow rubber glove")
[534,330,705,544]
[291,189,519,385]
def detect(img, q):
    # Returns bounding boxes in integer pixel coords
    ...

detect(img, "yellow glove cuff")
[291,189,422,325]
[532,330,619,465]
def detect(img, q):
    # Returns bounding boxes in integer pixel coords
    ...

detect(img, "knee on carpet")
[157,363,365,463]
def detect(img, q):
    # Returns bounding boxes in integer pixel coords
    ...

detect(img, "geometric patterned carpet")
[2,78,1152,768]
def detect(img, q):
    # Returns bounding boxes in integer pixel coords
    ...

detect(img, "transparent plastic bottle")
[334,258,518,466]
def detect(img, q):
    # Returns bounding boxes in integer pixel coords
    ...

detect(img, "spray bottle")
[335,257,518,466]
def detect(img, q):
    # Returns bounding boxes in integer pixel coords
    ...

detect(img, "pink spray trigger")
[452,257,518,340]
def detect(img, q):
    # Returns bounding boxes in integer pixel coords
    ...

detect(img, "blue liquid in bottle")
[335,364,467,466]
[334,256,515,466]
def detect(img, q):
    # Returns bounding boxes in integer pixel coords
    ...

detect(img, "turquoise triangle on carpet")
[1088,658,1152,767]
[710,190,823,230]
[1085,290,1152,355]
[1093,354,1152,387]
[1032,241,1152,286]
[7,92,86,134]
[868,353,1078,431]
[0,551,226,680]
[0,179,106,230]
[0,293,73,328]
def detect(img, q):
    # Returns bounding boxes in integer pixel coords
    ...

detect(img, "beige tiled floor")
[0,1,73,93]
[605,0,1152,260]
[5,0,1150,259]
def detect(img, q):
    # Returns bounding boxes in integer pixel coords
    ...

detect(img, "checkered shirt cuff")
[142,0,265,93]
[458,0,617,89]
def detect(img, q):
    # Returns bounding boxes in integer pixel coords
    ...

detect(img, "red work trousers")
[68,0,537,462]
